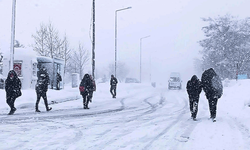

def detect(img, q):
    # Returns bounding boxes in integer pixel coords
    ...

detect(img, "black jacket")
[5,70,22,98]
[80,74,92,95]
[186,75,202,98]
[56,73,62,82]
[110,77,118,86]
[36,69,50,93]
[201,68,223,99]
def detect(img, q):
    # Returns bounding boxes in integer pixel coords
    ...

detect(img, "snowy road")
[1,82,250,150]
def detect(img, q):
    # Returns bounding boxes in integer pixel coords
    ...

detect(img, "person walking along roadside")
[35,67,52,112]
[186,75,202,121]
[201,68,223,122]
[5,70,22,115]
[110,75,118,98]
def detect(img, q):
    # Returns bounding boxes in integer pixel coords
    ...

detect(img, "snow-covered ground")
[1,80,250,150]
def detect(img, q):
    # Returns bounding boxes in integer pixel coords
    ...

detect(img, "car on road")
[125,78,140,83]
[168,72,182,90]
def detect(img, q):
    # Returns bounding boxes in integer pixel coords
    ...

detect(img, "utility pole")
[92,0,95,80]
[10,0,16,70]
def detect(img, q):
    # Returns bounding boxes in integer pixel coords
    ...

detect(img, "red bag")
[79,86,85,92]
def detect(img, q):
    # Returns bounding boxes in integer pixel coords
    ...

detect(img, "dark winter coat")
[56,73,62,82]
[89,75,96,92]
[110,77,118,86]
[186,75,202,98]
[201,68,223,99]
[36,69,50,93]
[79,74,92,95]
[5,70,22,98]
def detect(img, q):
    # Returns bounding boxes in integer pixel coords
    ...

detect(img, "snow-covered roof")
[37,56,64,64]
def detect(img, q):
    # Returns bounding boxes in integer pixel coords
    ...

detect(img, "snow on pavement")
[1,80,250,149]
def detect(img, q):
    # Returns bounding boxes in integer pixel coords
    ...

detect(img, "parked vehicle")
[125,78,139,83]
[168,72,182,90]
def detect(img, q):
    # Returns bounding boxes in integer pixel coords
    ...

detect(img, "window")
[32,63,37,77]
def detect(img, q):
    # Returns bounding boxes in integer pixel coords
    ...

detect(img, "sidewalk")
[0,85,81,111]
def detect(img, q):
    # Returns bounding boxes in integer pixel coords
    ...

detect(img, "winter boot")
[36,109,41,112]
[46,107,52,111]
[8,107,16,115]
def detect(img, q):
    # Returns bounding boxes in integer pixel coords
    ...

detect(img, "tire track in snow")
[142,97,189,150]
[95,95,166,150]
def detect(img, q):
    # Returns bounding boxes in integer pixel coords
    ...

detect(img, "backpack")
[211,75,223,98]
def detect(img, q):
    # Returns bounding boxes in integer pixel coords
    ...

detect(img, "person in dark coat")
[186,75,202,121]
[5,70,22,115]
[79,74,92,109]
[56,72,62,90]
[201,68,223,122]
[35,68,52,112]
[110,75,118,98]
[88,74,96,103]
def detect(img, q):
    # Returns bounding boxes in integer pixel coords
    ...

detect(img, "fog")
[0,0,250,85]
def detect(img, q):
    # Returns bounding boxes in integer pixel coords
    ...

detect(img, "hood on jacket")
[7,70,18,80]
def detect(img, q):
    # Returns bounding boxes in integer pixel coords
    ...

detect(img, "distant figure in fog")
[56,72,62,90]
[201,68,223,122]
[5,70,22,115]
[35,67,52,112]
[110,75,118,98]
[186,75,202,121]
[79,74,92,109]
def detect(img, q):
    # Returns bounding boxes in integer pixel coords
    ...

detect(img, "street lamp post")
[115,6,132,77]
[140,35,150,83]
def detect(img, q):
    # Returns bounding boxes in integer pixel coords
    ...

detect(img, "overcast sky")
[0,0,250,84]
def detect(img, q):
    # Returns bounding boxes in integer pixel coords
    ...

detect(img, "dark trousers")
[189,96,199,118]
[208,97,218,118]
[36,92,49,110]
[88,91,93,101]
[82,93,89,108]
[110,85,116,97]
[56,81,60,90]
[6,96,16,110]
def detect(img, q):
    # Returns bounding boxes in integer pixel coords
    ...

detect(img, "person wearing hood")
[79,74,92,109]
[35,67,52,112]
[5,70,22,115]
[201,68,223,122]
[186,75,202,121]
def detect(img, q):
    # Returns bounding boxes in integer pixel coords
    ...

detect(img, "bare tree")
[32,23,48,56]
[61,34,71,87]
[69,43,90,79]
[32,22,64,59]
[45,22,63,58]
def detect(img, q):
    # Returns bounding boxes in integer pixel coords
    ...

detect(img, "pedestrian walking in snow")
[79,74,92,109]
[88,74,96,103]
[186,75,202,121]
[56,72,62,90]
[201,68,223,122]
[110,75,118,98]
[35,67,52,112]
[5,70,22,115]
